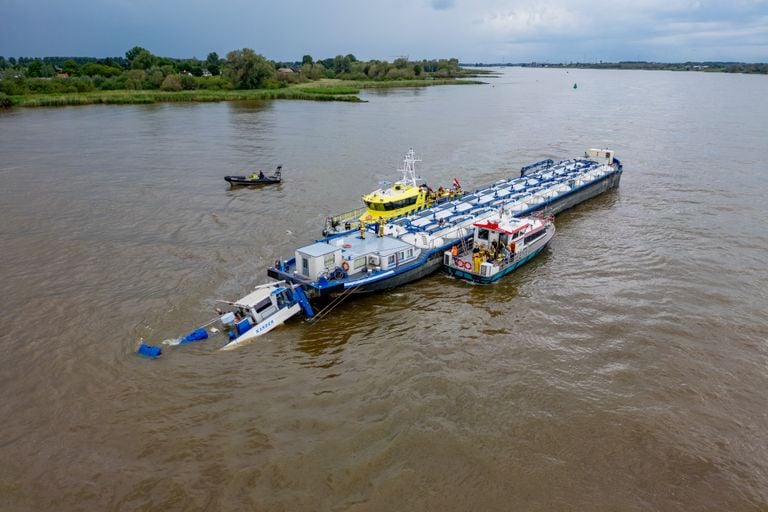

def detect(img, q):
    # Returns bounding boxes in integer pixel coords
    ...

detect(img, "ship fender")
[293,286,315,318]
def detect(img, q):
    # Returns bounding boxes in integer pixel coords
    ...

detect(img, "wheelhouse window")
[477,229,490,241]
[524,230,545,245]
[364,201,386,211]
[254,298,273,313]
[364,196,418,211]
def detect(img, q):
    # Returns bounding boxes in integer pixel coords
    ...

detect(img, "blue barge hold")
[268,149,623,299]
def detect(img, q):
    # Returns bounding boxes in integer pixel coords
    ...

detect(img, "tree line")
[0,46,467,97]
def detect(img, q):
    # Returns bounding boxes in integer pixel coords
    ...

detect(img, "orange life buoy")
[454,258,471,270]
[341,261,350,271]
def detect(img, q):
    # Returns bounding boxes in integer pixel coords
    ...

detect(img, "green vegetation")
[10,87,366,107]
[0,47,479,108]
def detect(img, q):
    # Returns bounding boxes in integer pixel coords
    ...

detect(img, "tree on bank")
[206,52,220,75]
[224,48,275,89]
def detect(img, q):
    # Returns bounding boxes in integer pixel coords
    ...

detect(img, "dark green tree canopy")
[224,48,275,89]
[62,59,79,75]
[125,46,148,62]
[131,50,155,70]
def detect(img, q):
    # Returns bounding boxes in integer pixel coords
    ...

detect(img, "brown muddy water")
[1,68,767,511]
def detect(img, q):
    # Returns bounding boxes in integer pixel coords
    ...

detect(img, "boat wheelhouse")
[444,213,555,284]
[271,148,622,299]
[217,281,313,350]
[323,149,460,235]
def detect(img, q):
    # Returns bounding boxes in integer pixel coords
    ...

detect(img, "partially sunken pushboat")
[216,281,313,350]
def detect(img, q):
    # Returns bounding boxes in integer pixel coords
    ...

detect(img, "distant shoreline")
[3,78,484,108]
[462,62,768,74]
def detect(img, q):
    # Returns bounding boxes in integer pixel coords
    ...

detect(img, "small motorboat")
[225,165,282,186]
[443,211,555,284]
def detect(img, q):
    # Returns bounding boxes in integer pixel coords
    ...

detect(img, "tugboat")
[225,165,282,186]
[322,149,460,236]
[443,212,555,284]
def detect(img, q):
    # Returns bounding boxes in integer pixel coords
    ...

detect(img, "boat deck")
[389,158,604,236]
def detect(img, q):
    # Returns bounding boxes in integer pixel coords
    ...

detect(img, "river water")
[1,68,767,511]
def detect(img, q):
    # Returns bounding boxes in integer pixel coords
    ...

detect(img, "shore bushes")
[0,47,481,108]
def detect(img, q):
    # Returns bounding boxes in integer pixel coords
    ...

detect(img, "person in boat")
[378,223,385,237]
[359,220,366,239]
[258,170,265,179]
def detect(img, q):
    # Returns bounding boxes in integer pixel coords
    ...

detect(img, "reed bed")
[9,78,481,108]
[13,89,364,107]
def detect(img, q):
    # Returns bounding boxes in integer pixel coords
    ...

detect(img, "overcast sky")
[2,0,767,62]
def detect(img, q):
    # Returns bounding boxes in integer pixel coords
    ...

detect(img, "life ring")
[342,243,352,248]
[455,258,471,270]
[341,261,350,271]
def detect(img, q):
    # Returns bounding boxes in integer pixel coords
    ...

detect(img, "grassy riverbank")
[7,78,484,107]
